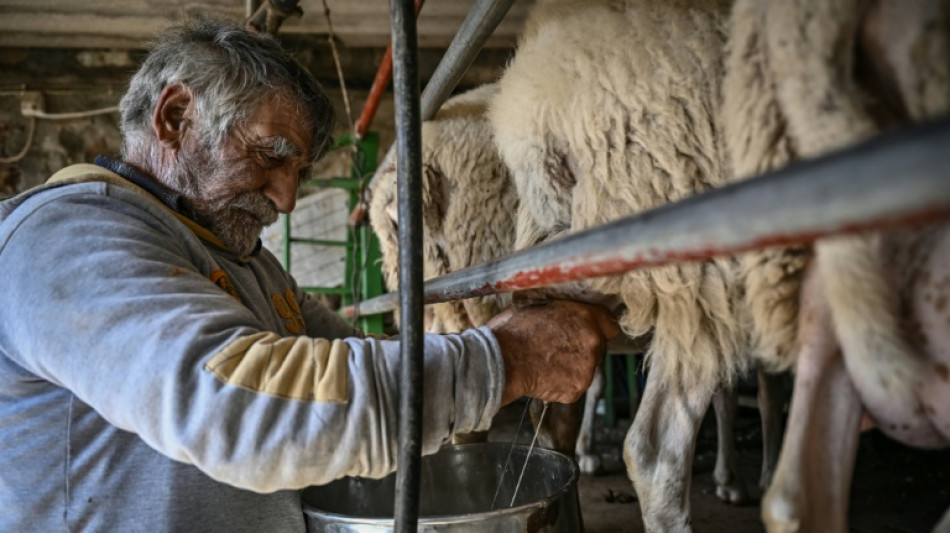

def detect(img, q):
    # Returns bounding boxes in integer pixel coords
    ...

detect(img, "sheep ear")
[152,84,195,150]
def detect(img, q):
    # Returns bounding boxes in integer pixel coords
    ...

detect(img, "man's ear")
[152,84,194,150]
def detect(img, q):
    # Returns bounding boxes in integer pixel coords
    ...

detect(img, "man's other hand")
[488,300,621,405]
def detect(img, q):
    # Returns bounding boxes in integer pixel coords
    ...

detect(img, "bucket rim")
[301,442,580,526]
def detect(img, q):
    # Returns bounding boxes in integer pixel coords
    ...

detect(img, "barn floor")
[488,397,950,532]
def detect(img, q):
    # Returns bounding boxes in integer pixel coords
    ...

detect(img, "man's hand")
[488,300,621,405]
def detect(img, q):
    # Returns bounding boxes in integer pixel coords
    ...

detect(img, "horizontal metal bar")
[303,177,363,190]
[288,237,351,248]
[302,286,348,295]
[347,117,950,318]
[417,0,516,121]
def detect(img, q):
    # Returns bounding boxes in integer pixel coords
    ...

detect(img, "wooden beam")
[0,0,533,50]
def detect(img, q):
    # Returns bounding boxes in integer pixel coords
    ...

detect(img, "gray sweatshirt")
[0,162,505,532]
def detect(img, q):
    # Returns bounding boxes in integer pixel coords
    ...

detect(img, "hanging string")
[321,0,354,135]
[320,0,372,323]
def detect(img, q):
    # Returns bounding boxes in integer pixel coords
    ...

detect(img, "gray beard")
[165,143,278,257]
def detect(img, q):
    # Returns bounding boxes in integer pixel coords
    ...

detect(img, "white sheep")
[369,84,607,457]
[369,78,787,502]
[489,0,807,530]
[720,0,950,530]
[369,84,521,447]
[369,84,515,336]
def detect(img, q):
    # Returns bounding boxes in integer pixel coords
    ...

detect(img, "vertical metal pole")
[370,0,516,189]
[390,0,424,531]
[354,0,426,139]
[356,132,385,335]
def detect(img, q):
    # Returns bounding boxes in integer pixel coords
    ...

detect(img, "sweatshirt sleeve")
[298,288,364,340]
[0,186,505,492]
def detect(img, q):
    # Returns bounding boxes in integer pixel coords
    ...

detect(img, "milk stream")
[489,401,549,510]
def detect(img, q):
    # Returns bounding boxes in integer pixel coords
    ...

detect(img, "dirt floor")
[488,397,950,533]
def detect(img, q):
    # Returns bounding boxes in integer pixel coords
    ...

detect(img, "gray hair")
[120,18,334,164]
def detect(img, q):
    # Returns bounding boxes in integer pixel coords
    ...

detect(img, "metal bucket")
[301,443,582,532]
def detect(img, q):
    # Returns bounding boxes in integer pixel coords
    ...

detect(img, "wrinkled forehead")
[239,91,317,161]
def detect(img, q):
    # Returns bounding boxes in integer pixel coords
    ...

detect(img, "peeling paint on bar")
[344,118,950,319]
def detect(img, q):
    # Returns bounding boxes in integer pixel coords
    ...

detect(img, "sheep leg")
[757,368,787,490]
[712,386,749,504]
[761,268,862,533]
[624,368,714,533]
[934,506,950,533]
[576,364,605,475]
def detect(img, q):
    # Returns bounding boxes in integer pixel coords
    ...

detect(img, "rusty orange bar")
[354,0,425,139]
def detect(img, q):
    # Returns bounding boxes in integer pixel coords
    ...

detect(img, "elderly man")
[0,19,616,532]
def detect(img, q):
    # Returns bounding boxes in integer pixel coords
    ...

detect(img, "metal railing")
[386,1,518,530]
[350,116,950,318]
[374,0,517,189]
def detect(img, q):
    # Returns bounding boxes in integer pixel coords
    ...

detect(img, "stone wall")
[0,38,507,192]
[0,84,392,290]
[0,39,505,289]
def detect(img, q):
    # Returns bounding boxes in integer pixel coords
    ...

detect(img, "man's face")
[175,92,314,256]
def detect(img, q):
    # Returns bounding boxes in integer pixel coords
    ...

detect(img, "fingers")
[533,298,622,340]
[492,298,618,406]
[590,304,622,340]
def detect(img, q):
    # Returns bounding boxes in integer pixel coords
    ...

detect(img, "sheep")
[368,83,606,458]
[719,0,950,530]
[369,83,523,447]
[369,83,516,336]
[489,0,808,530]
[368,78,789,505]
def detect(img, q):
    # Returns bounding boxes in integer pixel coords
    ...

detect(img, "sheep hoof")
[715,481,749,505]
[761,486,802,533]
[577,453,602,475]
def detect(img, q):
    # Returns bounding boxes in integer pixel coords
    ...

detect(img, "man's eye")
[260,153,285,166]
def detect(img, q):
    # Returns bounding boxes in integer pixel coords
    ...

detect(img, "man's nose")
[263,167,298,213]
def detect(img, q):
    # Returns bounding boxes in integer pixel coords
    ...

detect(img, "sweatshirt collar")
[94,156,189,214]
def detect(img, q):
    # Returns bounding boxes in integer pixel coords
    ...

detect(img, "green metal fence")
[282,132,386,335]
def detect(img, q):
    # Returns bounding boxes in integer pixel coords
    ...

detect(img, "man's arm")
[0,187,503,491]
[0,185,614,492]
